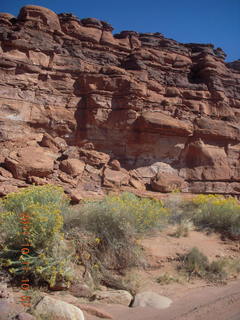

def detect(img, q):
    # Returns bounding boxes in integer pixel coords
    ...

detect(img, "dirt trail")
[92,280,240,320]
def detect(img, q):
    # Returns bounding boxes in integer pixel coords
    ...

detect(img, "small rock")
[70,283,93,298]
[95,289,133,306]
[109,160,121,171]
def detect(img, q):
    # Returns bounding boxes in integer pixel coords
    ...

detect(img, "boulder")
[0,184,19,196]
[40,133,67,152]
[35,296,85,320]
[79,149,110,168]
[69,283,93,298]
[95,289,133,306]
[132,291,172,309]
[151,173,185,192]
[103,168,130,188]
[108,159,121,171]
[4,147,56,179]
[180,139,231,181]
[60,159,85,177]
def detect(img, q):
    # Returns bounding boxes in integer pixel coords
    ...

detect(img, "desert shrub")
[0,185,74,287]
[163,193,184,224]
[156,272,182,285]
[225,258,240,277]
[181,247,209,277]
[165,194,240,239]
[207,259,227,282]
[190,195,240,239]
[171,219,194,238]
[81,192,169,234]
[180,247,228,282]
[65,192,168,278]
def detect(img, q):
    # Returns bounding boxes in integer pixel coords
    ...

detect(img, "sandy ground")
[13,227,240,320]
[85,228,240,320]
[89,280,240,320]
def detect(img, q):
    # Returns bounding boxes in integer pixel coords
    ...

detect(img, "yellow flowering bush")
[0,185,73,287]
[183,194,240,238]
[103,192,169,234]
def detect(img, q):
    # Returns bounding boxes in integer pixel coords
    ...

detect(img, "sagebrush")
[65,192,168,280]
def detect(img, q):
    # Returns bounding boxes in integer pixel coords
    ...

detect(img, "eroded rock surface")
[0,5,240,197]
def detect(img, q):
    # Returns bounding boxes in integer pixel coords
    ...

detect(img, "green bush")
[172,219,193,238]
[65,192,168,274]
[181,247,209,277]
[0,185,74,287]
[156,272,182,285]
[180,247,227,282]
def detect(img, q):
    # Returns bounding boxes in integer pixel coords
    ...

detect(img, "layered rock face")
[0,5,240,198]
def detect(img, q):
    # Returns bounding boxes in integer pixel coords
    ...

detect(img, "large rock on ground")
[103,167,130,188]
[59,158,85,177]
[151,173,186,192]
[95,289,133,306]
[35,296,85,320]
[69,283,93,298]
[4,147,57,179]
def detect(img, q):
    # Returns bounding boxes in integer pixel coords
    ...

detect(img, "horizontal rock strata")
[0,5,240,198]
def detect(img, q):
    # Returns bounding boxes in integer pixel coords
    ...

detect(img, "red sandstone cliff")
[0,5,240,199]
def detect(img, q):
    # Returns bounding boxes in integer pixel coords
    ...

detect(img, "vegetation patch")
[179,247,229,283]
[0,185,74,288]
[1,187,240,292]
[166,194,240,239]
[156,272,183,285]
[64,192,169,286]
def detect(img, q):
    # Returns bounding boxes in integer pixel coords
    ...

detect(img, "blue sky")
[1,0,239,62]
